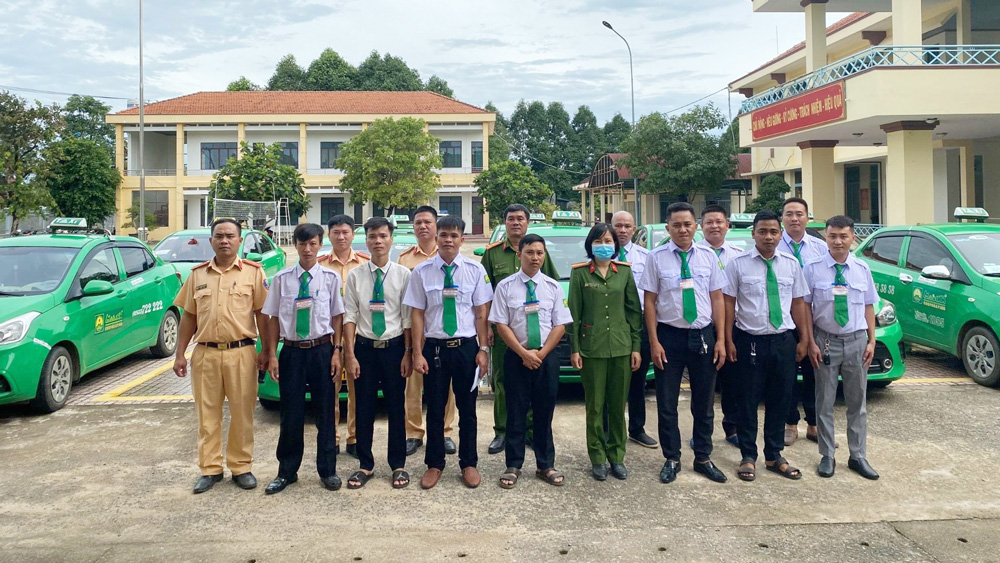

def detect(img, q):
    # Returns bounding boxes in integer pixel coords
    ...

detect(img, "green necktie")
[713,246,724,270]
[679,250,698,324]
[619,247,627,261]
[834,263,849,327]
[525,279,541,349]
[764,257,783,329]
[443,264,457,336]
[790,241,804,267]
[296,270,311,339]
[372,267,386,337]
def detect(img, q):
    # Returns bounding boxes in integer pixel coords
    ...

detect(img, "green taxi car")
[154,228,285,283]
[0,219,183,412]
[857,208,1000,387]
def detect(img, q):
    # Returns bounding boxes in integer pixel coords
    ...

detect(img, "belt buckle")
[446,339,461,348]
[301,339,315,349]
[374,340,388,349]
[219,341,231,350]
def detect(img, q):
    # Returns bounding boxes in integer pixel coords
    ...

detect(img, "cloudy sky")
[0,0,850,123]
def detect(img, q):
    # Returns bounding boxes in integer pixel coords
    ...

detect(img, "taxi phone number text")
[132,301,164,317]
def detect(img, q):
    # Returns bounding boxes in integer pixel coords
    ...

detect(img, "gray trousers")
[813,328,869,460]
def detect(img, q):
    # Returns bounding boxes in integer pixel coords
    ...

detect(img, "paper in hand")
[471,366,482,392]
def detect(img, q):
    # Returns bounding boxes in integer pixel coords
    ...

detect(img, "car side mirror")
[82,280,114,296]
[473,247,485,257]
[244,252,263,262]
[921,265,951,280]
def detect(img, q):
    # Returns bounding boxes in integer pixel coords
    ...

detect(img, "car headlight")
[0,312,40,346]
[876,299,896,327]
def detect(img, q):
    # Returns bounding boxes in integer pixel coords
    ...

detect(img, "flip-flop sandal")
[738,459,756,482]
[391,469,410,489]
[535,468,565,486]
[499,468,521,489]
[347,470,374,489]
[766,457,802,480]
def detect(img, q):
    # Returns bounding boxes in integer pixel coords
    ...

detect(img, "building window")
[439,141,462,168]
[279,142,298,168]
[471,141,483,172]
[200,142,237,170]
[131,190,169,229]
[320,142,341,169]
[439,196,462,221]
[321,197,345,225]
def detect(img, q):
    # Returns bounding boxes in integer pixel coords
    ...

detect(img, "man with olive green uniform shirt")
[481,238,559,454]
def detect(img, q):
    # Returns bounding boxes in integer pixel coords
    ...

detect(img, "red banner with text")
[751,82,846,141]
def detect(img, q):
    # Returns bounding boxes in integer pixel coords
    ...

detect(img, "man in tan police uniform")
[173,217,269,494]
[318,214,369,457]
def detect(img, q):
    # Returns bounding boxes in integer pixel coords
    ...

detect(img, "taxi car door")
[117,243,164,346]
[64,246,126,370]
[860,232,906,305]
[899,234,965,348]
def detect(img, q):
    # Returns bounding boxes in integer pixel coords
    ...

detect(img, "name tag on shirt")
[369,301,386,313]
[832,286,848,296]
[443,287,458,298]
[680,279,695,290]
[295,297,313,311]
[524,302,540,314]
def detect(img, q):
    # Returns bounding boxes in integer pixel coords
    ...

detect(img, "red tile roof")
[114,91,492,116]
[732,153,752,178]
[730,11,874,86]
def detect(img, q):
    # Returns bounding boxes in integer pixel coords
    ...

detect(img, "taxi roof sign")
[729,213,754,226]
[390,214,411,224]
[49,218,88,230]
[954,207,989,222]
[551,210,582,224]
[529,213,546,223]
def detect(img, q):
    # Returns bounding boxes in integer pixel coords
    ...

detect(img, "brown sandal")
[738,459,756,482]
[499,468,521,489]
[535,468,565,486]
[766,457,802,480]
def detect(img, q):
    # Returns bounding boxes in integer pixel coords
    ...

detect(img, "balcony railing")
[124,169,177,176]
[740,45,1000,113]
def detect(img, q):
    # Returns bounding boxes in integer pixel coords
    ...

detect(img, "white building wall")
[126,131,175,171]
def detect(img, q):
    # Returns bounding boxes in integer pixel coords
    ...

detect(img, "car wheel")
[962,327,999,387]
[150,309,179,358]
[259,398,280,411]
[30,346,75,413]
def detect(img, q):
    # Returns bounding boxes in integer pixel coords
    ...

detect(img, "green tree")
[306,48,357,91]
[424,75,454,98]
[226,76,262,91]
[121,200,158,231]
[0,91,61,231]
[721,117,748,155]
[41,138,119,226]
[621,104,733,202]
[355,51,423,91]
[509,100,580,201]
[603,113,631,152]
[746,175,790,213]
[483,101,511,165]
[338,117,441,215]
[209,142,310,219]
[62,95,115,159]
[267,54,309,91]
[569,105,605,176]
[474,160,552,228]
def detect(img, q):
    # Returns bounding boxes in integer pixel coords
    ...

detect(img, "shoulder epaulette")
[571,261,591,269]
[242,259,261,268]
[355,252,371,261]
[485,240,504,250]
[399,246,416,256]
[192,260,211,270]
[613,260,631,267]
[317,254,331,263]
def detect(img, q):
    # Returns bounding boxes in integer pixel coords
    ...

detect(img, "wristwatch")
[479,345,490,353]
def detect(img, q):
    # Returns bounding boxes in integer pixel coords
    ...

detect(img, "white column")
[803,1,828,72]
[932,148,949,223]
[892,0,924,49]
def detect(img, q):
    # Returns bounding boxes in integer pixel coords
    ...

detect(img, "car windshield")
[0,246,79,295]
[542,236,588,280]
[649,228,667,247]
[947,233,1000,276]
[323,241,411,263]
[155,234,214,262]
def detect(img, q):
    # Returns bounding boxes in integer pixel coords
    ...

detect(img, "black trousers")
[423,338,479,470]
[603,327,651,436]
[734,328,796,462]
[504,349,559,471]
[717,360,739,437]
[276,342,337,480]
[786,332,817,426]
[353,336,407,472]
[654,323,717,462]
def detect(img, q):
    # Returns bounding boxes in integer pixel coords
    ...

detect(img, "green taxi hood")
[980,275,1000,295]
[0,293,57,322]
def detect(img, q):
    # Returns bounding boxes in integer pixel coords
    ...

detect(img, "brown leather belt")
[197,338,255,350]
[281,335,333,349]
[425,337,476,348]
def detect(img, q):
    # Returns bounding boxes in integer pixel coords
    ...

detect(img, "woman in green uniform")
[568,223,642,481]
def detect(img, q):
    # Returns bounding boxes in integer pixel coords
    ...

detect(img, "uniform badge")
[263,278,270,289]
[195,283,207,290]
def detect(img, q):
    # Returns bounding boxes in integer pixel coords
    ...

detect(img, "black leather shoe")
[610,463,628,480]
[193,473,223,494]
[264,476,297,495]
[659,460,680,484]
[232,472,257,490]
[444,437,457,455]
[488,435,506,455]
[591,464,608,481]
[405,438,422,456]
[321,474,343,491]
[817,456,836,478]
[629,432,658,448]
[848,458,879,480]
[694,460,728,483]
[345,444,358,459]
[334,445,340,456]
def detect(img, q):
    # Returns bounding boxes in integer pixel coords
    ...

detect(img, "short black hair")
[781,197,809,214]
[328,214,354,230]
[826,215,855,230]
[752,209,781,229]
[293,223,324,244]
[437,215,465,234]
[666,201,696,221]
[413,205,438,220]
[518,233,545,251]
[584,222,619,260]
[504,204,530,220]
[210,217,241,236]
[700,204,728,220]
[364,216,394,234]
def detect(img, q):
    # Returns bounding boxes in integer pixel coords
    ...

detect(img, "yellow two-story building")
[731,0,1000,226]
[106,91,496,240]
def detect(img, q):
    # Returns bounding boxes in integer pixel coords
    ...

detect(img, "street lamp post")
[138,0,146,241]
[602,21,640,223]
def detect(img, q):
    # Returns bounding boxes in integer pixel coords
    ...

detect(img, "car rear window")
[862,235,903,266]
